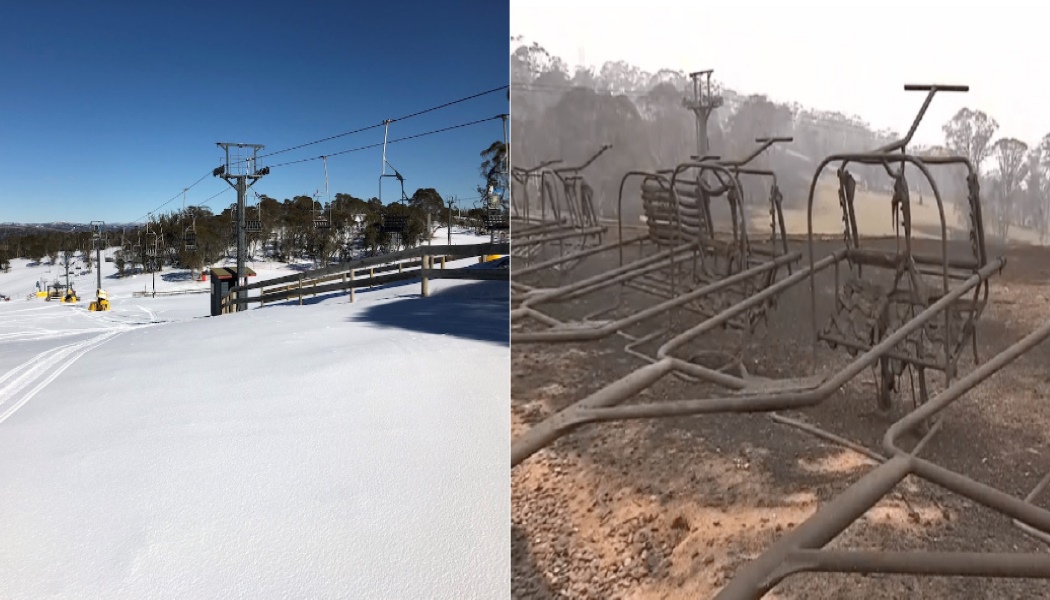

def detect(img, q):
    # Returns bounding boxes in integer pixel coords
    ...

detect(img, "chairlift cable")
[269,115,503,169]
[251,84,508,162]
[120,85,506,227]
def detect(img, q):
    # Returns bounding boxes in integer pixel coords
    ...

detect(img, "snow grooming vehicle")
[512,83,1004,468]
[511,137,800,369]
[88,289,110,312]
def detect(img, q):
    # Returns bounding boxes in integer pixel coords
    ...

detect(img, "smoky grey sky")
[511,0,1048,148]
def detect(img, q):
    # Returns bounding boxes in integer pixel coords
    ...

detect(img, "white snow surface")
[0,229,509,598]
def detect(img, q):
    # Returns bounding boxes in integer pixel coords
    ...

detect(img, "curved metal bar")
[722,136,795,168]
[806,152,954,371]
[873,85,968,155]
[717,316,1050,600]
[618,170,670,268]
[539,169,560,224]
[511,255,1004,468]
[918,155,986,266]
[726,167,790,259]
[551,144,613,175]
[670,161,750,264]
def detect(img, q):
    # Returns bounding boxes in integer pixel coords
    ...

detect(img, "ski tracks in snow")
[0,327,129,426]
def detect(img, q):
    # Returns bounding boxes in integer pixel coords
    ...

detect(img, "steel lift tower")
[213,142,269,311]
[682,69,724,157]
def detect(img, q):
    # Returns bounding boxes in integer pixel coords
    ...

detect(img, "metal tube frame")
[512,139,799,351]
[511,84,1047,596]
[510,147,613,268]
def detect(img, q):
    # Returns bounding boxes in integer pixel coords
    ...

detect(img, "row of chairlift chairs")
[179,203,411,253]
[177,145,427,254]
[181,204,266,252]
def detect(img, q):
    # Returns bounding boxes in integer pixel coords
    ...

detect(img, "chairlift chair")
[184,228,197,251]
[311,198,331,230]
[247,204,262,233]
[485,212,509,230]
[380,214,408,234]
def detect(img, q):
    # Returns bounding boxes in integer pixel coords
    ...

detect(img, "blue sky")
[0,1,509,224]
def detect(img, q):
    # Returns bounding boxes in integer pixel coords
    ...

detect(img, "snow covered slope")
[0,229,509,598]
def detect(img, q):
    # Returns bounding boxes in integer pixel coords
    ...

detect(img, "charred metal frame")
[512,84,994,459]
[716,318,1050,599]
[512,138,800,368]
[512,84,1050,594]
[511,145,613,270]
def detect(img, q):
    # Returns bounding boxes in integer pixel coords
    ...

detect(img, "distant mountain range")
[0,222,132,238]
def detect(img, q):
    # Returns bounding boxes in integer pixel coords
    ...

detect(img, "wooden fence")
[219,243,509,314]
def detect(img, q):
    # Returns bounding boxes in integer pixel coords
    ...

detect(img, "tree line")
[511,42,1050,243]
[0,139,508,276]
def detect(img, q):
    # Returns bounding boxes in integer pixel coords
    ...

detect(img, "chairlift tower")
[447,197,456,245]
[501,113,510,209]
[145,217,159,298]
[213,143,269,298]
[682,69,724,157]
[90,221,104,293]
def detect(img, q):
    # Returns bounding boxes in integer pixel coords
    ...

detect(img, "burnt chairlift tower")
[213,143,269,298]
[683,69,724,157]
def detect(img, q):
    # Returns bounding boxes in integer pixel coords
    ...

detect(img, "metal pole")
[237,176,246,293]
[96,231,102,293]
[684,70,722,158]
[215,142,266,312]
[448,198,454,245]
[501,113,509,180]
[421,254,430,298]
[322,155,330,206]
[501,114,510,213]
[380,120,392,203]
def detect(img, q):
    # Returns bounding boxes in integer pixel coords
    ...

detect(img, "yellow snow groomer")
[88,289,110,312]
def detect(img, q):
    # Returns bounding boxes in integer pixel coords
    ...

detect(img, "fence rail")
[133,288,209,298]
[219,243,508,314]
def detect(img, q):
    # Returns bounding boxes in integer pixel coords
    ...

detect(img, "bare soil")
[511,237,1050,599]
[762,178,1047,246]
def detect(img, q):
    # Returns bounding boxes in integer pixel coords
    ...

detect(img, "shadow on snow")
[348,280,508,345]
